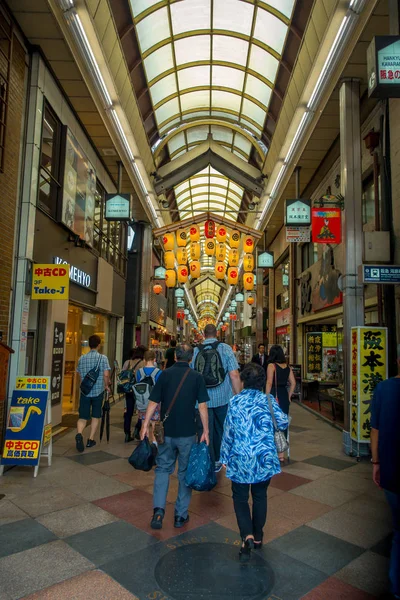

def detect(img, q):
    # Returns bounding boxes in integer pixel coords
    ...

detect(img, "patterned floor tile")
[335,551,390,596]
[188,490,236,520]
[268,492,331,526]
[282,462,333,480]
[113,469,157,488]
[339,494,392,526]
[0,518,56,558]
[270,472,312,491]
[216,510,301,544]
[290,479,361,508]
[300,575,377,599]
[0,499,29,526]
[94,488,155,518]
[64,476,133,502]
[67,451,120,466]
[303,455,357,471]
[370,533,392,558]
[36,503,119,538]
[289,425,311,433]
[10,486,83,518]
[87,457,135,475]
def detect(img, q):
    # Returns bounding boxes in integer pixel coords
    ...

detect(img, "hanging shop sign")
[257,251,274,268]
[32,264,70,300]
[50,323,65,406]
[235,292,244,302]
[276,325,290,336]
[154,266,166,279]
[285,199,311,226]
[306,332,323,374]
[351,327,388,443]
[367,36,400,99]
[54,257,91,289]
[361,264,400,284]
[175,288,185,298]
[105,193,132,221]
[311,208,342,244]
[286,226,311,243]
[205,219,215,238]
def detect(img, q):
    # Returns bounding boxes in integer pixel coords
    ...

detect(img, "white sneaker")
[214,461,223,473]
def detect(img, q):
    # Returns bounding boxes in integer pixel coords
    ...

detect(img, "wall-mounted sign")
[257,251,274,268]
[32,264,70,300]
[105,193,132,221]
[154,266,166,279]
[367,36,400,98]
[286,226,311,243]
[175,288,185,298]
[235,292,244,302]
[54,257,91,289]
[285,199,311,226]
[312,208,342,244]
[50,322,65,406]
[361,264,400,284]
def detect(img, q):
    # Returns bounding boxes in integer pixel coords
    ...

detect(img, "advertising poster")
[351,327,388,443]
[312,208,342,244]
[50,322,65,406]
[62,130,96,246]
[306,332,322,374]
[31,264,70,300]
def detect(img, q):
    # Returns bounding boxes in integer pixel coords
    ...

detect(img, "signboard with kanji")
[257,251,274,268]
[368,36,400,98]
[311,208,342,244]
[306,332,322,374]
[350,327,388,443]
[286,226,311,243]
[285,199,311,226]
[31,264,70,300]
[361,265,400,284]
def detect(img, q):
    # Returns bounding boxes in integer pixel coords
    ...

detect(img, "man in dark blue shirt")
[371,347,400,600]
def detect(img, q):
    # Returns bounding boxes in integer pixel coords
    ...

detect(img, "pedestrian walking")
[134,350,162,445]
[164,339,177,369]
[371,345,400,600]
[141,344,209,530]
[122,346,146,442]
[220,363,288,562]
[76,334,111,452]
[251,343,268,373]
[193,324,241,472]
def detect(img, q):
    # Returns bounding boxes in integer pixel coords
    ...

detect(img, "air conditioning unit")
[364,231,390,263]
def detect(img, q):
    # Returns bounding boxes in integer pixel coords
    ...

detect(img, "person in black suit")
[251,343,268,372]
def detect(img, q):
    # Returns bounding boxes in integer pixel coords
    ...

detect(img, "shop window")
[38,103,62,218]
[362,174,380,227]
[93,179,127,276]
[0,10,11,173]
[301,242,318,272]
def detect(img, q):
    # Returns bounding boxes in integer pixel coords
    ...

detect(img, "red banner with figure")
[312,208,342,244]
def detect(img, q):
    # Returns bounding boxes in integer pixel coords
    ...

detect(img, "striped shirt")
[77,350,110,397]
[192,338,239,408]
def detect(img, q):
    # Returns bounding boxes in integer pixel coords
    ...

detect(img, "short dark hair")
[268,344,286,364]
[240,363,266,391]
[204,324,217,337]
[175,343,193,362]
[89,334,101,349]
[130,345,147,360]
[258,343,265,349]
[170,340,177,348]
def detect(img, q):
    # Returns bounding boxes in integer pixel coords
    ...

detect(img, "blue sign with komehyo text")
[362,265,400,284]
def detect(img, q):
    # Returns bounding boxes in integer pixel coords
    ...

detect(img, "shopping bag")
[185,442,217,491]
[128,437,156,472]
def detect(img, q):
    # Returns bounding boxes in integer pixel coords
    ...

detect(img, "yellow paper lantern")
[190,260,201,279]
[165,269,176,288]
[176,228,188,247]
[216,243,226,262]
[164,250,175,269]
[243,234,254,253]
[189,224,200,242]
[176,248,188,265]
[178,265,189,283]
[228,248,239,267]
[243,272,255,291]
[162,232,175,251]
[190,241,201,260]
[243,253,254,272]
[215,262,226,280]
[230,229,241,249]
[205,239,216,256]
[228,267,239,286]
[216,224,228,243]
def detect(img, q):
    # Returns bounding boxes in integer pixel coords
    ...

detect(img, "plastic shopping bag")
[185,442,217,491]
[128,437,156,472]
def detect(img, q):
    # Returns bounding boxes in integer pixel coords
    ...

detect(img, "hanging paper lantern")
[153,283,163,295]
[162,232,175,251]
[243,234,254,253]
[205,239,216,256]
[205,219,215,239]
[216,225,227,243]
[190,260,201,279]
[215,261,226,280]
[229,314,237,321]
[247,296,255,305]
[164,250,175,269]
[230,229,241,249]
[243,253,254,272]
[228,248,239,267]
[177,310,185,319]
[243,272,255,291]
[190,241,201,260]
[178,265,189,283]
[216,242,226,262]
[228,267,239,286]
[165,269,176,288]
[189,224,200,242]
[176,247,188,265]
[176,228,187,247]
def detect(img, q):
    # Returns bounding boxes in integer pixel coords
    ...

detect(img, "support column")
[268,267,275,347]
[256,249,264,345]
[140,224,152,348]
[290,168,301,364]
[340,79,365,446]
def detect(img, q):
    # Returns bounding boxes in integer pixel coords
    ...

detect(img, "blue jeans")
[153,436,196,518]
[385,489,400,598]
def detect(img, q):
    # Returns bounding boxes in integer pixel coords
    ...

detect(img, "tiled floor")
[0,402,392,600]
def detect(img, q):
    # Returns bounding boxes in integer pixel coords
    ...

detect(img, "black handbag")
[128,437,156,471]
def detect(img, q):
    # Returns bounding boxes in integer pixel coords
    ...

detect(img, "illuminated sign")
[285,199,311,226]
[54,257,91,289]
[32,264,70,300]
[105,193,132,221]
[257,251,274,268]
[368,36,400,98]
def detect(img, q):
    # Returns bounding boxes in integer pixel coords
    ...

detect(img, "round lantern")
[229,314,237,321]
[216,225,227,243]
[153,283,162,295]
[162,232,175,251]
[247,296,255,305]
[190,260,201,279]
[228,267,239,286]
[164,250,175,269]
[243,234,254,253]
[190,241,200,260]
[230,229,241,249]
[243,272,255,291]
[178,265,189,283]
[228,248,239,267]
[215,261,226,280]
[205,219,215,239]
[216,243,226,262]
[205,239,216,256]
[176,228,187,247]
[165,269,176,288]
[176,247,188,265]
[189,224,200,242]
[177,310,185,319]
[243,253,254,272]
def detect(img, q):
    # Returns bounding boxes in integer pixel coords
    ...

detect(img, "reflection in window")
[38,104,62,218]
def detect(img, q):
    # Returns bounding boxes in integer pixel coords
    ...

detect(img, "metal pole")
[290,167,301,363]
[140,224,152,348]
[117,161,123,194]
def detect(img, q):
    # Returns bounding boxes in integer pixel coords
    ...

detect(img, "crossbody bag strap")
[267,394,278,432]
[163,368,190,423]
[274,364,279,403]
[94,354,102,373]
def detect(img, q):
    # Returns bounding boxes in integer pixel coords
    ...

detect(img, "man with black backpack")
[193,324,242,472]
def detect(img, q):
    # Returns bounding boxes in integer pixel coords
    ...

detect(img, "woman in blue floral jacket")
[220,362,288,562]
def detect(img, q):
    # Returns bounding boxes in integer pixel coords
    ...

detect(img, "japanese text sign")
[312,208,342,244]
[350,327,388,443]
[31,264,70,300]
[368,36,400,98]
[306,333,322,374]
[285,199,311,226]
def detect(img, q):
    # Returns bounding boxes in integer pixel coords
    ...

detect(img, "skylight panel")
[248,44,279,83]
[245,75,272,109]
[168,131,186,155]
[213,35,248,66]
[211,125,233,145]
[229,181,244,195]
[213,0,254,36]
[266,0,295,19]
[253,9,287,55]
[155,97,180,126]
[178,66,210,90]
[174,35,211,65]
[233,133,252,156]
[242,98,266,127]
[181,90,210,112]
[144,44,174,82]
[150,73,178,106]
[212,66,245,92]
[159,116,181,136]
[130,0,160,18]
[239,115,262,135]
[212,90,241,113]
[171,0,211,34]
[136,8,170,54]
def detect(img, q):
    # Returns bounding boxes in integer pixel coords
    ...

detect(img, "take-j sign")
[31,264,70,300]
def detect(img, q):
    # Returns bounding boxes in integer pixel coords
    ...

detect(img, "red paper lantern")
[177,310,185,319]
[229,314,237,321]
[205,219,215,239]
[153,284,162,295]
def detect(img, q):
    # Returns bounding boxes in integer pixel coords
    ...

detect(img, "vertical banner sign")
[51,322,65,406]
[306,333,322,374]
[31,264,70,300]
[351,327,388,443]
[1,377,50,467]
[312,208,342,244]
